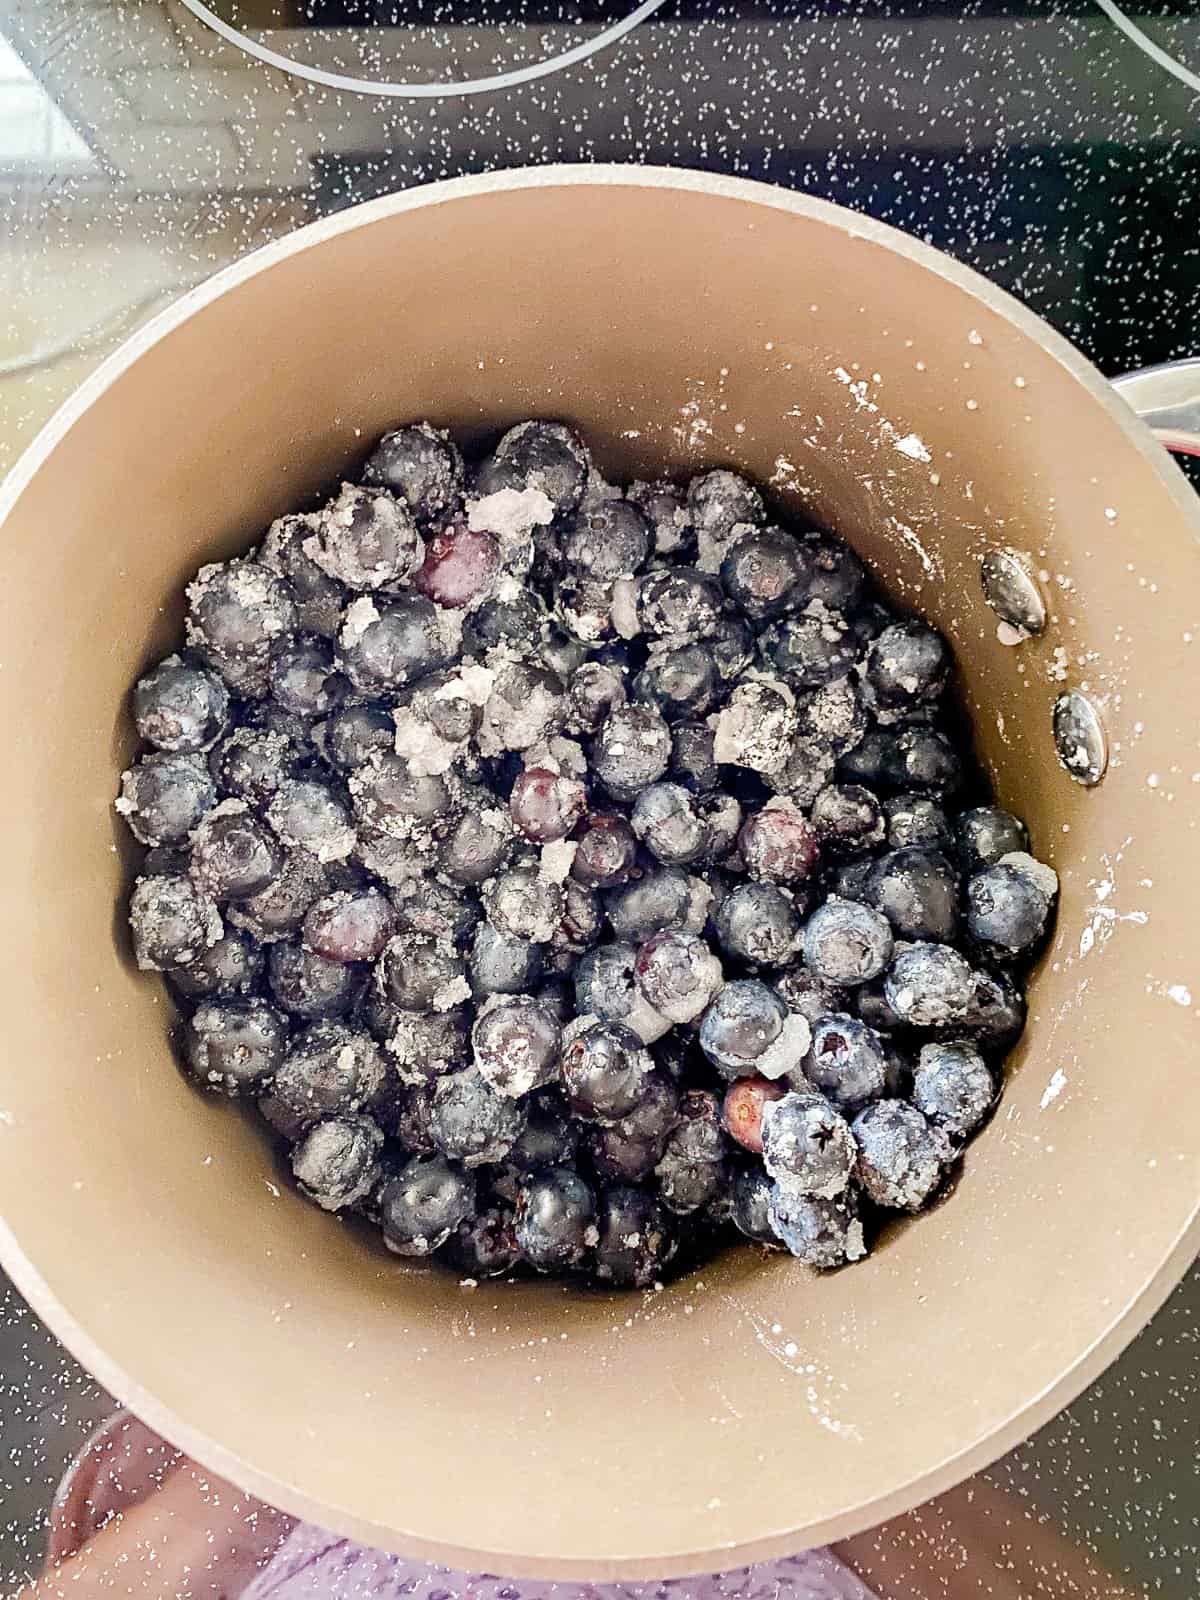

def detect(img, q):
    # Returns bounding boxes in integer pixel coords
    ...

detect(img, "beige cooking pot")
[0,167,1197,1581]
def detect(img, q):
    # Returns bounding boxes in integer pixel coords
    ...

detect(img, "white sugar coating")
[339,595,380,648]
[392,706,460,776]
[432,975,472,1013]
[433,603,464,658]
[711,677,797,773]
[755,1012,813,1081]
[1000,851,1060,901]
[113,794,135,816]
[438,663,495,707]
[610,576,642,639]
[478,667,564,756]
[198,795,250,826]
[468,486,555,543]
[479,806,510,835]
[680,874,715,934]
[539,840,578,884]
[621,989,674,1044]
[697,515,756,574]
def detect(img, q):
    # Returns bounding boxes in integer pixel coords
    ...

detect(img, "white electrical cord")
[175,0,668,99]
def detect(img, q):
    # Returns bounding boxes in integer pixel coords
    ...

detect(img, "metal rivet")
[1053,691,1108,786]
[980,549,1047,637]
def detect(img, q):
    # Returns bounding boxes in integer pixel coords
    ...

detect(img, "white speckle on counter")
[1040,1069,1068,1109]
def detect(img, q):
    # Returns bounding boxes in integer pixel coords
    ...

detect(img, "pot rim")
[2,164,1198,1580]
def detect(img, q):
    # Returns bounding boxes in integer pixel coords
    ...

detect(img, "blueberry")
[773,962,851,1031]
[430,1068,526,1167]
[883,943,975,1027]
[806,1014,888,1112]
[509,767,587,843]
[757,610,865,688]
[479,663,567,755]
[730,1165,778,1244]
[699,981,803,1080]
[461,590,547,662]
[562,500,651,581]
[367,999,469,1086]
[412,524,502,610]
[266,776,356,864]
[594,1186,676,1288]
[633,644,720,722]
[802,898,894,986]
[591,703,672,801]
[168,929,264,1000]
[336,593,448,697]
[631,782,708,865]
[268,634,348,720]
[133,655,229,754]
[707,613,756,681]
[761,738,838,810]
[574,941,666,1042]
[508,1090,580,1172]
[864,621,950,711]
[760,1091,855,1198]
[445,1203,521,1278]
[571,813,639,888]
[913,1040,994,1137]
[516,1167,596,1270]
[696,792,743,865]
[387,1084,438,1154]
[852,1099,946,1211]
[482,864,564,945]
[438,801,514,886]
[965,863,1053,955]
[590,1125,662,1184]
[955,806,1030,873]
[260,512,348,637]
[376,932,467,1013]
[226,848,330,944]
[379,1155,476,1256]
[884,793,954,852]
[116,752,216,847]
[271,1019,387,1120]
[688,470,766,570]
[635,929,723,1024]
[627,479,694,559]
[712,680,797,775]
[854,978,906,1034]
[564,660,626,736]
[766,1188,866,1267]
[303,887,396,964]
[184,560,298,688]
[738,802,820,885]
[536,625,591,685]
[363,422,465,524]
[269,939,361,1020]
[634,566,724,643]
[472,996,562,1097]
[605,867,711,944]
[808,782,884,859]
[553,878,603,954]
[190,802,284,901]
[468,922,544,997]
[794,676,867,757]
[720,527,809,619]
[348,750,456,839]
[181,997,288,1097]
[292,1115,383,1212]
[209,724,302,808]
[307,482,424,591]
[957,966,1026,1050]
[475,421,590,515]
[655,1089,727,1215]
[608,1071,681,1152]
[314,703,394,774]
[129,873,222,971]
[863,847,959,942]
[669,720,720,794]
[894,726,962,795]
[796,531,865,610]
[561,1021,652,1122]
[837,728,904,791]
[721,1075,787,1154]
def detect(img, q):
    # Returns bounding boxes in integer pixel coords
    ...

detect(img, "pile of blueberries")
[117,418,1057,1289]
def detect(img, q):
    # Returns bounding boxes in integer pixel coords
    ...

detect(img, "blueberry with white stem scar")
[134,655,230,754]
[965,860,1056,955]
[631,782,709,865]
[129,873,222,971]
[806,1014,889,1114]
[363,422,465,524]
[379,1155,476,1257]
[715,882,801,972]
[270,1020,386,1121]
[760,1091,856,1198]
[430,1068,526,1167]
[306,482,424,591]
[913,1040,995,1138]
[883,943,976,1027]
[291,1115,383,1212]
[767,1188,866,1267]
[561,1020,653,1123]
[852,1099,947,1211]
[181,997,288,1097]
[802,898,894,986]
[634,929,723,1024]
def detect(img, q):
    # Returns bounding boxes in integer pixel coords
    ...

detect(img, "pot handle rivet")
[1053,691,1108,787]
[980,549,1047,637]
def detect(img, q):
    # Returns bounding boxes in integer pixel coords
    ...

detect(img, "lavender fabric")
[242,1524,878,1600]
